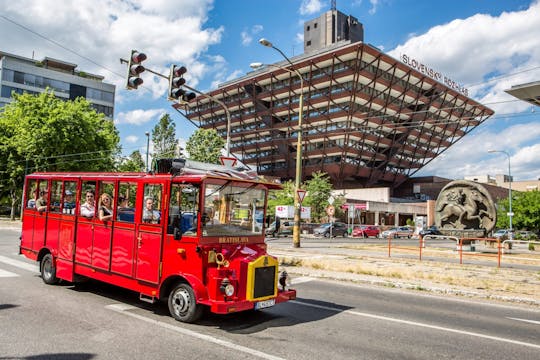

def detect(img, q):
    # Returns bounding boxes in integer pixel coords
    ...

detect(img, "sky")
[1,0,540,181]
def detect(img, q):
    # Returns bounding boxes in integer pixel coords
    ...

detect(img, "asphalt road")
[1,228,539,359]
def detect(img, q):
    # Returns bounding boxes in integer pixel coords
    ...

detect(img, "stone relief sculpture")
[435,180,497,234]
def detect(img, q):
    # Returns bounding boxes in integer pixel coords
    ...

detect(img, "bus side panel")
[92,222,112,271]
[21,210,35,252]
[111,223,136,277]
[75,219,93,265]
[135,226,162,284]
[58,216,76,260]
[33,212,47,252]
[46,213,61,255]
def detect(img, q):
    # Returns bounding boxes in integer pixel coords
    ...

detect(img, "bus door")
[75,182,97,266]
[56,181,78,281]
[21,179,39,252]
[45,180,64,251]
[92,181,115,271]
[135,183,164,284]
[32,182,50,252]
[111,182,137,277]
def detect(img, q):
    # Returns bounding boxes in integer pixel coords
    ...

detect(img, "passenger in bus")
[98,193,114,221]
[27,189,37,208]
[63,190,76,213]
[80,190,95,217]
[142,197,160,224]
[35,190,48,212]
[117,196,134,222]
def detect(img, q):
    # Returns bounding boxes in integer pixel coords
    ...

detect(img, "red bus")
[20,159,296,322]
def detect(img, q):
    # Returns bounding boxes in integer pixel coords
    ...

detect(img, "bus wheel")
[41,254,59,285]
[168,283,203,323]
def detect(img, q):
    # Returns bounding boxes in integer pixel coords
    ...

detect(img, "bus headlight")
[220,278,235,297]
[279,270,291,290]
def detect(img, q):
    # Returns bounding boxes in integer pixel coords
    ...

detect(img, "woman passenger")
[80,190,95,217]
[98,193,113,221]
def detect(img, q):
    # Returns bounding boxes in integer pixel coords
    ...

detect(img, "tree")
[185,128,225,163]
[0,90,120,219]
[151,113,178,161]
[117,150,145,172]
[303,171,333,222]
[496,190,540,231]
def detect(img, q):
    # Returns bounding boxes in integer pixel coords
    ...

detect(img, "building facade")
[182,9,494,191]
[0,51,115,118]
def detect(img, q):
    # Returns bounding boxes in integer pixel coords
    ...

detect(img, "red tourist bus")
[20,159,296,322]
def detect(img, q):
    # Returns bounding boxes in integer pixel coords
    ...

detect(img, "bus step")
[139,293,156,304]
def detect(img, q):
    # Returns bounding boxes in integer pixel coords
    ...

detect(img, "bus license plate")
[255,299,275,310]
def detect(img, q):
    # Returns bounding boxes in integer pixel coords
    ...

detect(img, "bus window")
[50,181,62,213]
[26,180,38,209]
[168,184,199,235]
[142,184,162,224]
[97,181,115,221]
[117,182,137,222]
[62,181,77,215]
[35,183,49,212]
[80,182,96,218]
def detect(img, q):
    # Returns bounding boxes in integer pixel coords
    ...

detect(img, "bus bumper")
[210,289,296,314]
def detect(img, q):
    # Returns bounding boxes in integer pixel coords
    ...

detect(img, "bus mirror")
[173,227,182,240]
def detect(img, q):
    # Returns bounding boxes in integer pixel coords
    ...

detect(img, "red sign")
[297,189,307,203]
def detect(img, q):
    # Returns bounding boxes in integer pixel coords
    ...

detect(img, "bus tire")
[41,254,59,285]
[168,282,203,323]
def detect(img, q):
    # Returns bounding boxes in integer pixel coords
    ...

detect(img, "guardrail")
[384,235,539,268]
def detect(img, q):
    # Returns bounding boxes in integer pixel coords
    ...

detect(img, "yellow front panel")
[246,255,279,301]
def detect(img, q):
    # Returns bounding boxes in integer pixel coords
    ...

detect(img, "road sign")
[326,205,335,216]
[297,189,306,203]
[328,196,335,204]
[220,156,237,167]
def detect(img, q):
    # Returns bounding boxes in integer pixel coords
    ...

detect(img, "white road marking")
[0,269,19,277]
[292,300,540,350]
[106,304,286,360]
[0,255,39,273]
[291,276,315,285]
[507,317,540,325]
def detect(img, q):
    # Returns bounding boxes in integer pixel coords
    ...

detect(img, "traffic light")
[168,65,196,102]
[126,50,147,90]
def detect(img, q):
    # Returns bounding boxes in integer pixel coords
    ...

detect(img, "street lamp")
[145,131,150,172]
[488,149,513,239]
[256,38,305,248]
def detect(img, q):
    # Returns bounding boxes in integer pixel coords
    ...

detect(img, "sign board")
[326,205,335,216]
[275,205,311,220]
[297,189,307,203]
[328,196,335,205]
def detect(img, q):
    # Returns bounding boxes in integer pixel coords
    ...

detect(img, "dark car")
[313,222,348,237]
[352,225,380,238]
[419,226,442,236]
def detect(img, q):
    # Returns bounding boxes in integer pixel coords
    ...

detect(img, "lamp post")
[256,37,304,248]
[488,149,513,239]
[145,131,150,172]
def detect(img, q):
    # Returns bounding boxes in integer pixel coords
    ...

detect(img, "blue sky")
[1,0,540,181]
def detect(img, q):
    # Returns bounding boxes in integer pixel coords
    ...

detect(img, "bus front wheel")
[168,283,203,323]
[40,254,59,285]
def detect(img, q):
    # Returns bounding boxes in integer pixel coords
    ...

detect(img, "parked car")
[492,229,512,240]
[352,225,380,238]
[381,226,414,238]
[265,220,293,237]
[313,222,349,237]
[419,226,442,237]
[514,230,538,240]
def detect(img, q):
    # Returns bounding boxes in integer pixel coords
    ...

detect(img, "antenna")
[331,0,336,11]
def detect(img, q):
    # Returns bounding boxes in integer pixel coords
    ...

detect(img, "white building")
[0,51,115,118]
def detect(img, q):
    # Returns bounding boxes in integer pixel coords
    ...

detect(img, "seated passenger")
[80,190,95,218]
[142,197,161,224]
[35,190,48,212]
[117,196,134,222]
[98,193,113,221]
[63,190,76,212]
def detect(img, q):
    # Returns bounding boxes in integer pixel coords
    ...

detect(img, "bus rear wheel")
[168,283,203,323]
[41,254,59,285]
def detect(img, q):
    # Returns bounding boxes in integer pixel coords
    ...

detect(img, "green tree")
[151,113,178,161]
[185,128,225,163]
[303,171,333,222]
[118,150,145,172]
[0,90,120,218]
[496,190,540,231]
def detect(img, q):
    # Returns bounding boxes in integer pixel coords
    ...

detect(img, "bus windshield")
[202,181,266,237]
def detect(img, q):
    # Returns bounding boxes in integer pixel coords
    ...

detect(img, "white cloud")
[125,135,139,143]
[299,0,324,16]
[115,108,165,125]
[240,24,263,46]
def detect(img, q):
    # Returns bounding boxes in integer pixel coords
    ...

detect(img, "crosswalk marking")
[0,268,19,277]
[0,255,39,273]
